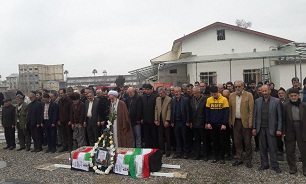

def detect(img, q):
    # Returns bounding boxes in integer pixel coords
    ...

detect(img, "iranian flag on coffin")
[71,147,93,171]
[114,148,162,178]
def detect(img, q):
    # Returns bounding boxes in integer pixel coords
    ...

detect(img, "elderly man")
[206,85,229,164]
[16,94,30,151]
[171,87,190,159]
[252,84,282,173]
[283,88,306,176]
[155,87,171,156]
[190,86,207,160]
[27,91,43,152]
[2,98,16,150]
[85,90,100,146]
[108,90,133,147]
[229,80,254,168]
[125,87,143,148]
[98,87,111,132]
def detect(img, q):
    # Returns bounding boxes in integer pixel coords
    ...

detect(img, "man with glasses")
[229,81,254,168]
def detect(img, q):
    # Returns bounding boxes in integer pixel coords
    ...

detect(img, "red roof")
[173,22,293,44]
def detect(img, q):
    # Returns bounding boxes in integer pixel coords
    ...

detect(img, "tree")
[115,75,125,87]
[92,69,98,76]
[235,19,252,29]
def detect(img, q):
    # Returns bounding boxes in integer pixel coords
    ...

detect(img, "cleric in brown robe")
[108,90,134,148]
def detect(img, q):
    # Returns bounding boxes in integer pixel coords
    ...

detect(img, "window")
[243,69,261,83]
[169,69,177,74]
[217,29,225,41]
[200,72,217,85]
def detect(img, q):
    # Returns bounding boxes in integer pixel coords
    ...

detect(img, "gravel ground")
[0,143,306,184]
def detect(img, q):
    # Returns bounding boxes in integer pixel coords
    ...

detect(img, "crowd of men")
[1,77,306,176]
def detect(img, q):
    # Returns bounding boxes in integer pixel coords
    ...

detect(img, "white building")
[150,22,306,89]
[6,73,19,90]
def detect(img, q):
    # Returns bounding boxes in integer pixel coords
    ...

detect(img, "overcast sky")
[0,0,305,79]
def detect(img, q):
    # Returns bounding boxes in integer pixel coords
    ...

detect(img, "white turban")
[108,90,118,97]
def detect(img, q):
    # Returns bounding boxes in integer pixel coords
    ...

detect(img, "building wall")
[158,64,187,86]
[181,26,285,55]
[19,64,64,93]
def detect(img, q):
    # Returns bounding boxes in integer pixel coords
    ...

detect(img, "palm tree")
[92,69,98,85]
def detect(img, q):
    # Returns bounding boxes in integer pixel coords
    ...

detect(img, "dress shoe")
[245,162,252,168]
[45,149,51,153]
[203,157,209,162]
[165,152,171,157]
[211,159,219,164]
[183,154,188,159]
[51,149,56,153]
[36,149,42,153]
[192,155,200,160]
[289,170,297,174]
[232,161,243,166]
[258,166,269,171]
[303,172,306,177]
[17,147,26,151]
[219,160,225,164]
[59,148,68,153]
[172,154,181,159]
[26,147,30,151]
[9,146,16,150]
[31,149,37,152]
[254,147,260,152]
[3,146,10,150]
[56,144,62,147]
[272,167,281,173]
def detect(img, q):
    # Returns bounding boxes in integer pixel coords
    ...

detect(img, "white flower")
[98,137,102,141]
[105,169,110,174]
[94,143,98,147]
[107,120,111,124]
[90,152,94,157]
[89,158,92,162]
[93,166,97,171]
[106,125,110,129]
[90,163,93,167]
[110,145,114,149]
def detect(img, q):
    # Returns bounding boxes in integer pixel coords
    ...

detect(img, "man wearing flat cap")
[283,88,306,176]
[2,98,16,150]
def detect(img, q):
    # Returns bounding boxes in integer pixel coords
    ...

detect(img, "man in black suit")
[126,87,143,148]
[2,98,16,150]
[253,84,282,173]
[171,87,191,159]
[283,88,306,176]
[85,90,100,146]
[42,93,58,153]
[98,87,110,132]
[141,84,158,148]
[27,91,43,152]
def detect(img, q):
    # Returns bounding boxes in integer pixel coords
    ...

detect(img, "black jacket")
[1,104,16,127]
[97,96,111,122]
[27,99,43,127]
[170,95,190,124]
[141,93,157,123]
[191,95,206,128]
[42,101,58,127]
[125,94,143,126]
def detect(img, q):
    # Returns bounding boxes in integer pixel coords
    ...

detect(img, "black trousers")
[174,123,189,154]
[277,136,284,153]
[211,124,226,160]
[17,123,31,148]
[60,121,73,149]
[143,123,158,148]
[225,124,236,156]
[86,122,100,146]
[44,121,57,151]
[285,122,306,172]
[4,127,16,148]
[193,128,208,156]
[157,124,171,152]
[31,126,43,150]
[258,127,279,168]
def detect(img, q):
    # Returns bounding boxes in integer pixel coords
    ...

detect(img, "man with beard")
[155,87,171,156]
[141,84,158,148]
[16,94,30,151]
[252,85,282,173]
[282,88,306,176]
[58,88,73,152]
[126,87,142,148]
[85,90,100,146]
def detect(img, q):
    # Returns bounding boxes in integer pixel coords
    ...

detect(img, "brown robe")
[114,100,134,148]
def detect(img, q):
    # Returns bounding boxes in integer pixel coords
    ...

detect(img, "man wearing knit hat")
[283,88,306,176]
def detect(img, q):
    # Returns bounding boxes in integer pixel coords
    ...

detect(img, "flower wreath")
[89,111,117,175]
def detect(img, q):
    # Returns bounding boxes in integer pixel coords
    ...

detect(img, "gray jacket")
[253,96,282,136]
